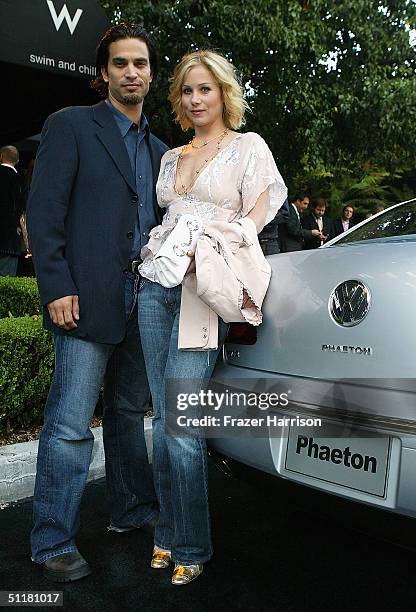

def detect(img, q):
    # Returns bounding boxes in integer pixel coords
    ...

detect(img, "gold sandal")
[151,545,172,569]
[171,563,203,585]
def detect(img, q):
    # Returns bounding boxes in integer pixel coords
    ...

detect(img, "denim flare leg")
[31,272,157,563]
[138,280,228,565]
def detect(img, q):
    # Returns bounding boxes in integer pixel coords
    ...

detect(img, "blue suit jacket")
[278,204,314,252]
[27,101,169,343]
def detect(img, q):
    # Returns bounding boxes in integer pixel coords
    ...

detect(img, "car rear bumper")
[209,364,416,518]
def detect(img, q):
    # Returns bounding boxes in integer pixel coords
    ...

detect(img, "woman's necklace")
[175,130,229,197]
[190,129,229,149]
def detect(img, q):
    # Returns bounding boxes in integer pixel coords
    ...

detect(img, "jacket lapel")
[92,101,136,193]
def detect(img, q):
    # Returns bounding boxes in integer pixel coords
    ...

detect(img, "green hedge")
[0,277,41,318]
[0,316,54,431]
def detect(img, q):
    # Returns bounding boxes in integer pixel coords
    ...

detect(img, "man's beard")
[121,93,144,105]
[110,86,145,106]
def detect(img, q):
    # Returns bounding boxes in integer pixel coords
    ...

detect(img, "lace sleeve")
[156,149,178,208]
[240,133,287,225]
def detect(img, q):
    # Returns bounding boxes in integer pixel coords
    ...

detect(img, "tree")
[99,0,416,202]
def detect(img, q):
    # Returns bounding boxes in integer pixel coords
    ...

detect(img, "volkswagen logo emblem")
[329,280,371,327]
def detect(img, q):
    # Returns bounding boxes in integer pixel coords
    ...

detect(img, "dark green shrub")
[0,277,41,318]
[0,317,54,432]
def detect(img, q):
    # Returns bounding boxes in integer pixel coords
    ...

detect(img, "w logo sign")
[46,1,83,35]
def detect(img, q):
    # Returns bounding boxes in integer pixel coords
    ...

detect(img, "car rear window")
[334,200,416,245]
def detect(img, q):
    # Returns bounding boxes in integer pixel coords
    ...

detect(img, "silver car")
[209,198,416,518]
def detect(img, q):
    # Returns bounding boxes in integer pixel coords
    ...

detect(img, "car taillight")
[226,322,257,345]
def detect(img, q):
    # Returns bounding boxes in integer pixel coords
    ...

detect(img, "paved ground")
[1,456,416,612]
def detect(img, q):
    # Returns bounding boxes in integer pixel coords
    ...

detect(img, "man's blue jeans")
[138,281,228,565]
[31,273,157,563]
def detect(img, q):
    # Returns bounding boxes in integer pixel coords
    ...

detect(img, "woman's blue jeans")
[138,281,228,565]
[31,273,157,563]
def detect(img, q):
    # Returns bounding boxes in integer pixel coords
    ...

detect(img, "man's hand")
[47,295,79,330]
[311,229,321,237]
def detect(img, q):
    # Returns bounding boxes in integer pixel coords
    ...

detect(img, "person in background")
[332,204,355,237]
[372,204,385,215]
[301,198,332,249]
[366,203,384,218]
[278,192,322,252]
[0,145,28,276]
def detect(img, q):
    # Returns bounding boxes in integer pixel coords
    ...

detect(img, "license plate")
[285,422,391,497]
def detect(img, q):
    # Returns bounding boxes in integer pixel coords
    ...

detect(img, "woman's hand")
[185,250,196,275]
[242,289,255,309]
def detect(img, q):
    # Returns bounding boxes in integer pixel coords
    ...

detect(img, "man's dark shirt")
[106,100,156,258]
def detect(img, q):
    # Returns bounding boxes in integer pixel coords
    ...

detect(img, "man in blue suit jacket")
[279,193,323,252]
[27,23,168,582]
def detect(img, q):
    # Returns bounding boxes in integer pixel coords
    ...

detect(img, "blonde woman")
[138,50,287,585]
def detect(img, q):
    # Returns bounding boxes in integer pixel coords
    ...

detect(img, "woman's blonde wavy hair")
[168,50,249,131]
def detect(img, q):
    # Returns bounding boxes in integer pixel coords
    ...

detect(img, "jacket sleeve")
[329,219,339,238]
[325,218,334,239]
[286,210,312,240]
[27,111,79,306]
[300,215,315,244]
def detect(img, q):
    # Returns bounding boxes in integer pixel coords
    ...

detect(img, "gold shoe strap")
[154,551,170,560]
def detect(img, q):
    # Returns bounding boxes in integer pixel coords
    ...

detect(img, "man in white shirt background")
[279,192,323,252]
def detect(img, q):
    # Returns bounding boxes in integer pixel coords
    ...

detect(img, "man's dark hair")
[342,204,354,215]
[92,23,158,98]
[292,192,309,203]
[314,198,327,210]
[371,204,384,215]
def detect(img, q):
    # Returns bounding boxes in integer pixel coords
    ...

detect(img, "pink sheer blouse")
[139,132,287,281]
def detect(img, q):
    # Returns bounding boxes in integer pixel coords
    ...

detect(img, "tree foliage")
[99,0,416,209]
